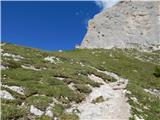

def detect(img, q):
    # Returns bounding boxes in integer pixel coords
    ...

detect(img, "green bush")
[52,104,64,117]
[74,84,92,94]
[1,104,27,120]
[4,60,21,69]
[26,96,52,111]
[153,66,160,77]
[60,113,79,120]
[36,115,52,120]
[92,96,105,104]
[71,93,85,103]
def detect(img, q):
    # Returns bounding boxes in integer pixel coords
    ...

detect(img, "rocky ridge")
[79,0,160,50]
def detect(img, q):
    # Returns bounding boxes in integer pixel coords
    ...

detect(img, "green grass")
[153,66,160,77]
[1,42,160,120]
[35,116,52,120]
[26,96,52,111]
[1,101,27,120]
[60,113,79,120]
[52,104,65,117]
[74,84,92,94]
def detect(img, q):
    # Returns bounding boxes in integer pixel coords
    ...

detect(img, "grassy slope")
[1,43,160,120]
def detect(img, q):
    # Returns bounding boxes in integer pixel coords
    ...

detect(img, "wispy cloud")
[95,0,119,10]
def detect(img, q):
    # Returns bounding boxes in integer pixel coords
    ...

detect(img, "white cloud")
[95,0,119,10]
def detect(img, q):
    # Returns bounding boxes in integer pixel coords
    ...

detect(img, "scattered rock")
[143,106,149,110]
[68,82,76,90]
[0,43,6,46]
[52,97,60,104]
[54,117,58,120]
[130,97,139,104]
[44,56,62,64]
[55,77,65,81]
[2,85,25,95]
[79,62,85,67]
[21,65,41,71]
[1,65,8,70]
[88,74,105,84]
[45,106,53,117]
[0,49,4,53]
[134,114,145,120]
[2,52,24,61]
[125,90,132,95]
[0,90,15,100]
[144,88,160,97]
[30,105,44,116]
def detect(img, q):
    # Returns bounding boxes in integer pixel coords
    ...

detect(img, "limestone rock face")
[79,0,160,49]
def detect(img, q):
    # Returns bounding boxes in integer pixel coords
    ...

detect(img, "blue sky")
[1,1,118,50]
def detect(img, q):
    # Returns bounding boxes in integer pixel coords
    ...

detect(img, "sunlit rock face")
[79,0,160,50]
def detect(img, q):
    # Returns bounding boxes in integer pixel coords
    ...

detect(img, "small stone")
[45,106,53,117]
[54,117,58,120]
[0,90,15,100]
[30,105,44,116]
[2,85,25,95]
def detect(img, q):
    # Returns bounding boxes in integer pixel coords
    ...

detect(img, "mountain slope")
[1,42,160,120]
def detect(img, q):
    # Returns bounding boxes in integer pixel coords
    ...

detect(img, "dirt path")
[66,69,131,120]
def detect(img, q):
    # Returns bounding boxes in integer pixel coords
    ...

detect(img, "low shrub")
[60,113,79,120]
[153,66,160,77]
[74,84,92,94]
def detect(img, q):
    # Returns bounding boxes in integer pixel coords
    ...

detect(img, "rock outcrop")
[79,0,160,50]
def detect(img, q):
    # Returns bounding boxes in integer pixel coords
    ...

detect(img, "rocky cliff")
[79,0,160,50]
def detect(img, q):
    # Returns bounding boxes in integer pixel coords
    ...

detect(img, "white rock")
[109,53,113,57]
[2,85,25,95]
[45,106,53,117]
[125,90,132,95]
[2,53,23,59]
[1,65,8,70]
[30,105,44,116]
[54,117,58,120]
[0,43,6,46]
[144,88,160,97]
[88,74,105,84]
[134,114,144,120]
[68,82,76,90]
[21,65,40,71]
[52,97,60,104]
[2,53,24,61]
[130,97,139,104]
[44,56,62,64]
[55,77,65,81]
[0,90,15,100]
[79,62,85,67]
[0,48,4,52]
